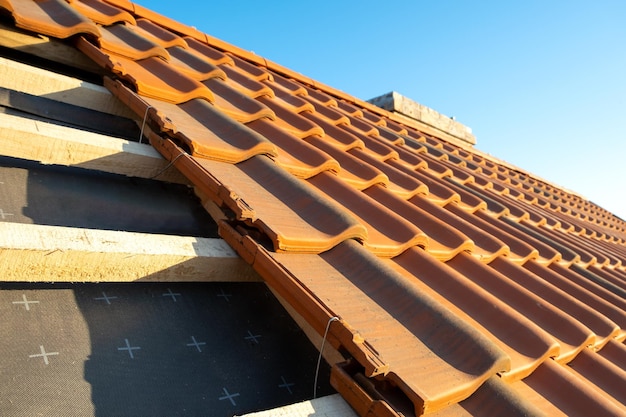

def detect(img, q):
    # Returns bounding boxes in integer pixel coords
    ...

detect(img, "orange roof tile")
[2,1,626,415]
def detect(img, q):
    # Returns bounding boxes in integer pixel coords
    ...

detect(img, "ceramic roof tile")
[501,217,581,267]
[78,38,214,103]
[512,359,626,416]
[346,130,399,161]
[447,205,541,264]
[298,112,362,150]
[581,266,626,299]
[474,210,562,264]
[228,53,271,81]
[419,156,454,178]
[0,0,101,38]
[305,136,388,190]
[426,377,545,416]
[301,84,337,106]
[106,79,275,162]
[438,159,475,184]
[341,114,380,137]
[390,247,559,382]
[597,339,626,369]
[308,175,428,257]
[382,117,409,135]
[365,187,474,261]
[217,66,273,98]
[68,0,135,26]
[381,154,428,179]
[387,147,428,171]
[463,184,531,221]
[301,96,350,125]
[98,23,169,60]
[257,96,323,138]
[335,100,363,117]
[347,151,426,199]
[376,125,405,145]
[406,129,427,142]
[247,119,340,179]
[134,18,187,48]
[184,37,234,66]
[155,141,367,253]
[409,168,461,206]
[587,265,626,290]
[402,136,429,153]
[7,3,626,415]
[204,78,274,123]
[448,253,596,363]
[250,240,510,415]
[167,46,226,81]
[567,348,626,407]
[524,262,626,342]
[440,179,489,212]
[525,261,626,337]
[531,223,599,268]
[360,108,386,126]
[409,197,509,263]
[269,73,307,96]
[490,257,622,349]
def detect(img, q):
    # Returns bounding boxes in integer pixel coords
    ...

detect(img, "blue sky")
[147,1,626,219]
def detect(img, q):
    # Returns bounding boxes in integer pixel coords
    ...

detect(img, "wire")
[138,105,153,144]
[149,152,185,180]
[313,316,339,399]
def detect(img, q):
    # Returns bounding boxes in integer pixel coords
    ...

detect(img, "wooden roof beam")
[0,56,134,118]
[0,222,260,282]
[0,111,188,184]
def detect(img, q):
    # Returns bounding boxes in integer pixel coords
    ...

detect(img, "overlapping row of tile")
[2,1,625,415]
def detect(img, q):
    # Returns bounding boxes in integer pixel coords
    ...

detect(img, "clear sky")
[146,1,626,220]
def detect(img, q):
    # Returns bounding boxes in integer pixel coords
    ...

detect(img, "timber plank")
[0,222,260,282]
[0,112,188,184]
[0,21,102,74]
[0,56,135,118]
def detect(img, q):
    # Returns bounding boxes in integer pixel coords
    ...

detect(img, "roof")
[1,1,626,416]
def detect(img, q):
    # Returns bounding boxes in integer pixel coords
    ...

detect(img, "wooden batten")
[0,111,189,184]
[0,21,103,75]
[0,56,134,118]
[0,223,260,282]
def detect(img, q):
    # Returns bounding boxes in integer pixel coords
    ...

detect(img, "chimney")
[368,92,476,145]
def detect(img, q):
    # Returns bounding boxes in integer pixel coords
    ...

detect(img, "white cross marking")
[12,294,39,311]
[218,387,240,406]
[216,289,232,302]
[244,330,262,344]
[186,336,206,352]
[93,292,117,305]
[278,376,295,394]
[0,209,14,220]
[29,345,59,365]
[162,288,181,302]
[117,339,141,359]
